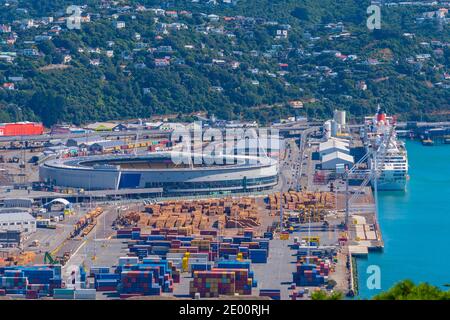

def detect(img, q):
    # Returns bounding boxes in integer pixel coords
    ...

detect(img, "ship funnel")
[377,107,386,122]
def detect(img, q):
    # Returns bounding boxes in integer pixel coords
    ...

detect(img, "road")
[297,127,320,191]
[61,202,142,284]
[278,127,320,192]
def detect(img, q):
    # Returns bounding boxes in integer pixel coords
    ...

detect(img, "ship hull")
[373,180,407,191]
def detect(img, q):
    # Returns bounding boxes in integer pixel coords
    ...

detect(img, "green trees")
[310,280,450,300]
[0,0,448,125]
[311,290,344,300]
[373,280,450,300]
[28,92,66,127]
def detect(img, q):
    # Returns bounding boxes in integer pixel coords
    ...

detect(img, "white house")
[115,21,126,29]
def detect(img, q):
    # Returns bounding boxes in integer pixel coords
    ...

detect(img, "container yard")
[0,166,356,301]
[0,122,382,301]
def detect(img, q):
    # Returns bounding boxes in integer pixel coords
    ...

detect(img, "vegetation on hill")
[0,0,449,126]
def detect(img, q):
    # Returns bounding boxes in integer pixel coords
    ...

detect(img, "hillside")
[0,0,449,126]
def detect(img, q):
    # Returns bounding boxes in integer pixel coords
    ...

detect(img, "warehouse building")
[1,198,33,209]
[89,140,126,153]
[0,230,21,248]
[66,136,105,148]
[0,122,44,136]
[0,212,37,234]
[318,138,350,158]
[321,151,354,170]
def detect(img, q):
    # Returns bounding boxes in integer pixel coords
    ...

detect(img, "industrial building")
[39,152,279,195]
[66,136,105,148]
[89,140,125,153]
[0,122,44,136]
[318,138,350,158]
[1,198,33,209]
[0,212,37,234]
[321,151,354,170]
[0,230,21,247]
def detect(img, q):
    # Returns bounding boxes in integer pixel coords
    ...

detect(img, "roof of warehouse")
[322,151,354,163]
[319,139,349,152]
[0,212,36,222]
[84,122,118,130]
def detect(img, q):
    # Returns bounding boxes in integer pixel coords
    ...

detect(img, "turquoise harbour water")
[357,141,450,299]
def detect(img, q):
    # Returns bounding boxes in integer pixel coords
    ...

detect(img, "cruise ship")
[361,108,408,191]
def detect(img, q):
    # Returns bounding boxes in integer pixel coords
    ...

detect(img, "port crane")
[343,123,395,231]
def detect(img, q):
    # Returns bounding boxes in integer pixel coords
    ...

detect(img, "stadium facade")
[39,152,279,196]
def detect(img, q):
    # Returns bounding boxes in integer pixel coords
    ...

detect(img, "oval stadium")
[39,152,279,196]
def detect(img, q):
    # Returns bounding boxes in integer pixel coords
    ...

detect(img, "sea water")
[357,140,450,298]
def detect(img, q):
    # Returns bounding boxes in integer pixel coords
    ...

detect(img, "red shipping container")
[0,122,44,136]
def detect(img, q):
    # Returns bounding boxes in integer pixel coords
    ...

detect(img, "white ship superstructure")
[361,108,408,191]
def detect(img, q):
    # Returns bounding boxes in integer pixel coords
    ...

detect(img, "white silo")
[333,110,346,127]
[331,120,339,137]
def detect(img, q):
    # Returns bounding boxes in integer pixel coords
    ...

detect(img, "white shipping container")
[74,289,97,300]
[118,257,139,266]
[167,253,185,259]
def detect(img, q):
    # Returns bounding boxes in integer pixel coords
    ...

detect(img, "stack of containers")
[237,246,249,259]
[94,273,120,291]
[292,263,325,286]
[189,271,235,298]
[249,249,268,263]
[89,266,110,277]
[119,271,161,296]
[243,228,254,239]
[118,257,139,266]
[170,262,180,283]
[79,266,87,286]
[116,259,174,293]
[0,265,62,296]
[117,227,140,239]
[318,261,330,278]
[23,267,55,285]
[190,263,211,275]
[215,260,257,288]
[0,273,27,294]
[211,268,252,295]
[26,289,39,299]
[218,243,239,258]
[27,284,50,298]
[263,232,273,240]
